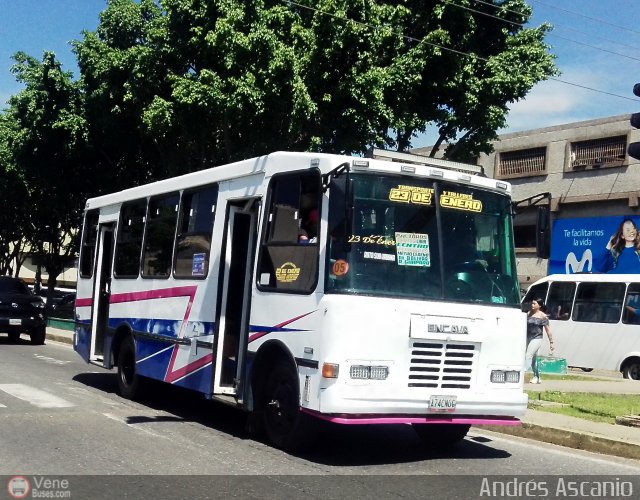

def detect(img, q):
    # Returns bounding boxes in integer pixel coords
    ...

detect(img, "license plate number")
[9,319,21,326]
[428,395,457,412]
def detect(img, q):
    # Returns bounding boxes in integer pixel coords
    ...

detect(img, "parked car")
[0,276,47,344]
[50,293,76,320]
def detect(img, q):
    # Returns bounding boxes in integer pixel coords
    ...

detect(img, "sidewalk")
[482,376,640,461]
[45,327,640,460]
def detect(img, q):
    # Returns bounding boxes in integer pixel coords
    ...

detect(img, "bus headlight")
[350,365,389,380]
[490,370,520,383]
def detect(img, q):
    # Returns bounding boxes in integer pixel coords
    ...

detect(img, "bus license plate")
[9,319,21,326]
[428,395,457,412]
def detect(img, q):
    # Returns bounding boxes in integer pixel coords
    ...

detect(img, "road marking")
[0,384,74,408]
[0,403,6,408]
[33,353,71,365]
[102,412,173,440]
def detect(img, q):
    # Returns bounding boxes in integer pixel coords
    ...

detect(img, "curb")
[480,422,640,461]
[616,415,640,428]
[46,332,73,345]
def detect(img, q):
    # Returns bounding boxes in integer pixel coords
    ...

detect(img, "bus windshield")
[326,173,520,306]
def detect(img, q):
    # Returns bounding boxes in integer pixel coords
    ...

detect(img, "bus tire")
[262,363,318,452]
[8,332,20,343]
[117,336,140,399]
[29,326,46,345]
[622,358,640,380]
[412,423,470,447]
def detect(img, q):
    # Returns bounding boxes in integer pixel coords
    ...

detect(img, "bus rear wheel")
[622,359,640,380]
[262,363,317,452]
[412,423,470,447]
[117,336,140,399]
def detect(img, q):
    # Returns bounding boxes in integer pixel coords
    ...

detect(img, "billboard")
[549,216,640,274]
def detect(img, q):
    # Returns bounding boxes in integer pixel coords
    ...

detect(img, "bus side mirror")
[536,206,550,259]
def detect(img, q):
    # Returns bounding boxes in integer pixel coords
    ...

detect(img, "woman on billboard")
[596,218,640,273]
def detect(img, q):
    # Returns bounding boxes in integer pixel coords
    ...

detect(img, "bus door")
[89,223,115,365]
[213,199,259,398]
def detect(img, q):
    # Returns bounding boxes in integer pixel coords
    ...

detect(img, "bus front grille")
[408,341,476,389]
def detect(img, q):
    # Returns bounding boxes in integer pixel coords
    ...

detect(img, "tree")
[71,0,556,182]
[0,113,29,276]
[4,51,90,296]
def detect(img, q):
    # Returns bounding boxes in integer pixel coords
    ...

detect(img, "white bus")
[74,150,528,451]
[522,273,640,380]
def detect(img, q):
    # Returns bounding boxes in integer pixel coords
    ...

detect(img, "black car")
[50,293,76,320]
[0,276,47,344]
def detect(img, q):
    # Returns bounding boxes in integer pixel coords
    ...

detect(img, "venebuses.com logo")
[6,476,71,498]
[7,476,30,499]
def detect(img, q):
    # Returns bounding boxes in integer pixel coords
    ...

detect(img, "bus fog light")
[350,365,389,380]
[369,366,389,380]
[490,370,520,383]
[505,370,520,383]
[350,365,369,379]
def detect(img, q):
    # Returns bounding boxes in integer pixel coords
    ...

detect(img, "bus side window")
[623,284,640,325]
[257,170,322,293]
[142,192,179,278]
[574,282,624,323]
[114,199,147,278]
[79,210,99,278]
[521,282,549,312]
[174,184,218,279]
[547,281,575,321]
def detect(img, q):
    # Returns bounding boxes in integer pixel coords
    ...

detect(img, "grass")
[533,373,615,382]
[526,391,640,424]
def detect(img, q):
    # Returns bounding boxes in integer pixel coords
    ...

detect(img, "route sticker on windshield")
[332,259,349,277]
[363,252,395,262]
[275,262,301,282]
[388,185,434,205]
[395,232,430,267]
[440,191,483,212]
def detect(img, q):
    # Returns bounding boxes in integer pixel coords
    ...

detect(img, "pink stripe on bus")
[300,408,521,426]
[165,352,214,383]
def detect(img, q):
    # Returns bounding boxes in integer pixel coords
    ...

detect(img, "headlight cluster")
[490,370,520,383]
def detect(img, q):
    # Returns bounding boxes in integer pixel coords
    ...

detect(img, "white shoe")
[530,377,540,384]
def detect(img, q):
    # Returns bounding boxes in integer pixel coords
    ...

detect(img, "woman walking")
[526,298,554,384]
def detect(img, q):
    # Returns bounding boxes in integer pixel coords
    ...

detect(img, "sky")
[1,0,639,147]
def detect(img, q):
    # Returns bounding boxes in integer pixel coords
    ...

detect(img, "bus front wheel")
[117,336,140,399]
[412,423,470,447]
[622,359,640,380]
[262,363,318,452]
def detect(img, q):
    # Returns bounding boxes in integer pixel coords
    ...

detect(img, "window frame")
[572,281,625,324]
[141,192,180,280]
[256,169,322,295]
[172,184,219,280]
[79,210,100,279]
[113,199,148,279]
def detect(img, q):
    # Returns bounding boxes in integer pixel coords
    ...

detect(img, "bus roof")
[85,151,511,211]
[530,273,640,286]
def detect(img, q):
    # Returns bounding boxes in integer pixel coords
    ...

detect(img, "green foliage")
[72,0,557,183]
[527,391,640,424]
[0,0,558,276]
[2,51,88,287]
[0,113,29,275]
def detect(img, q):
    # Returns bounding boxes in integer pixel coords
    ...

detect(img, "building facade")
[477,114,640,286]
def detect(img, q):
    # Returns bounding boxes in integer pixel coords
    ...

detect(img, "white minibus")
[523,273,640,379]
